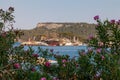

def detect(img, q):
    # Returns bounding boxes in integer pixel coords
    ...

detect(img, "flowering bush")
[0,7,120,80]
[0,7,41,80]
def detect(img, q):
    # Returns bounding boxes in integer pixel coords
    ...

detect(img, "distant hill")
[20,22,96,42]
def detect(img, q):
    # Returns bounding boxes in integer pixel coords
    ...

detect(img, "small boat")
[21,41,48,46]
[64,42,73,46]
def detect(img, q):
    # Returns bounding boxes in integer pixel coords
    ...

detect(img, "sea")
[14,42,88,58]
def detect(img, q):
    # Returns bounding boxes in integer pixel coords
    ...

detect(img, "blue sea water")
[14,42,88,58]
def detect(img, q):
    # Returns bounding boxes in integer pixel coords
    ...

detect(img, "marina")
[15,42,88,58]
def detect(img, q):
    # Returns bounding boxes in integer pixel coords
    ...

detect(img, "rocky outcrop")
[36,23,64,29]
[20,22,96,42]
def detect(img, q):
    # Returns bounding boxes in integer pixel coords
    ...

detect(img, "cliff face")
[37,23,64,29]
[20,22,96,42]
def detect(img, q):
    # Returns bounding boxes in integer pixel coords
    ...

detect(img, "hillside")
[20,22,96,42]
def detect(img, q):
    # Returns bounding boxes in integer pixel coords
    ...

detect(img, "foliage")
[0,7,40,80]
[20,23,96,42]
[0,7,120,80]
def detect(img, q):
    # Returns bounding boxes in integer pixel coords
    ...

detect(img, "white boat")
[21,41,48,46]
[64,42,73,46]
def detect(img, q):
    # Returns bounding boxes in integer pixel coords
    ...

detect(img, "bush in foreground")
[0,8,120,80]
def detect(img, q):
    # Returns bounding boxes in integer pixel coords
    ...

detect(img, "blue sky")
[0,0,120,29]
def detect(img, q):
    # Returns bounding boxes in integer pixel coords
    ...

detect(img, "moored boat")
[21,41,48,46]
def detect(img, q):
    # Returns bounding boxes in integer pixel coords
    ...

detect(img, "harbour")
[15,42,88,58]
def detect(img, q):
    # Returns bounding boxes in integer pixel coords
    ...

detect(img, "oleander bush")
[0,7,120,80]
[0,7,39,80]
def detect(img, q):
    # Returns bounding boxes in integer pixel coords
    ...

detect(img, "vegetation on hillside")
[20,23,96,42]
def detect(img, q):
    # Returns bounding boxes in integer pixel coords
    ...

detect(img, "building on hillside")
[44,38,60,46]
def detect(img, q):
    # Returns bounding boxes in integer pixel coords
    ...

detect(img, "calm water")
[14,42,88,58]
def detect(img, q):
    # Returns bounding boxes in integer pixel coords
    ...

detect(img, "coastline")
[20,41,87,46]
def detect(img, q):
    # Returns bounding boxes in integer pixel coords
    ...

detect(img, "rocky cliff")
[20,22,96,42]
[37,23,64,29]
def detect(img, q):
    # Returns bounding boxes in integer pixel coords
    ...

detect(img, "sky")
[0,0,120,29]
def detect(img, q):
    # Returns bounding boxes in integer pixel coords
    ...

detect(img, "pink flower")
[14,63,20,69]
[45,61,51,67]
[76,64,79,67]
[94,15,99,20]
[95,72,101,78]
[50,49,54,52]
[88,34,94,40]
[31,67,36,72]
[88,48,93,53]
[96,48,101,53]
[96,24,99,27]
[53,77,59,80]
[1,32,6,37]
[110,19,115,24]
[62,59,67,63]
[101,55,105,60]
[116,20,120,25]
[63,64,66,67]
[81,52,86,56]
[32,53,39,58]
[62,59,67,67]
[40,77,46,80]
[98,42,104,47]
[8,7,14,12]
